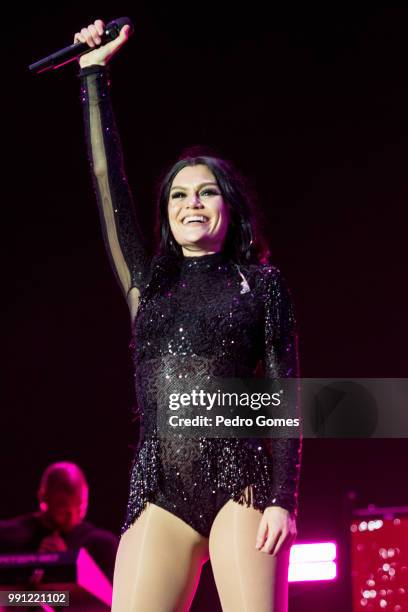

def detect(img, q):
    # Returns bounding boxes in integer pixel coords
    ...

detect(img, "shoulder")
[259,263,295,297]
[238,261,285,293]
[0,513,37,531]
[243,262,298,326]
[0,513,41,550]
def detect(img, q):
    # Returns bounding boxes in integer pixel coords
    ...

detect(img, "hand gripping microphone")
[28,17,134,74]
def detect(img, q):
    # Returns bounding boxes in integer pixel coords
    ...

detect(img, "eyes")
[170,188,220,200]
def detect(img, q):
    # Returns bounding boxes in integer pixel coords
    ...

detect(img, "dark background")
[1,2,408,610]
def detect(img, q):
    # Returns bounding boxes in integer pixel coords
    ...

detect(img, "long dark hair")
[153,146,271,265]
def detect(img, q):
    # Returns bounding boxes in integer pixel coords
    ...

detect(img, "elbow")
[93,163,108,178]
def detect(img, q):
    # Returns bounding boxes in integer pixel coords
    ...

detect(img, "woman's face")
[168,164,229,256]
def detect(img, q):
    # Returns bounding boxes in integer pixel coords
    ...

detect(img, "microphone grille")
[106,16,134,37]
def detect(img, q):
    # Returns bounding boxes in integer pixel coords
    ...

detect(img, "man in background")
[0,461,118,583]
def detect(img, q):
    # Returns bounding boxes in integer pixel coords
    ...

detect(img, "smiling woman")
[155,151,270,267]
[75,17,301,612]
[167,165,230,256]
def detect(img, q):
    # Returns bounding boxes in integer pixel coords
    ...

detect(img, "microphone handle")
[29,17,133,74]
[29,41,92,74]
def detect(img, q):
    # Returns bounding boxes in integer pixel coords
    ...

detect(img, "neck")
[179,250,228,272]
[181,246,221,257]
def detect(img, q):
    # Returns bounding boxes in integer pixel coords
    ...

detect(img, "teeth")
[182,215,209,225]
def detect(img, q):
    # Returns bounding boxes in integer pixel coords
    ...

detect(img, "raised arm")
[262,266,302,518]
[75,20,152,322]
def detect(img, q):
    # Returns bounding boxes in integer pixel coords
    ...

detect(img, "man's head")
[37,462,88,533]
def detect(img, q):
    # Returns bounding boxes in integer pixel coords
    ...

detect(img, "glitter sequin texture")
[79,64,302,538]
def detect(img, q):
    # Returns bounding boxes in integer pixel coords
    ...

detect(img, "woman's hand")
[74,19,131,69]
[255,506,297,556]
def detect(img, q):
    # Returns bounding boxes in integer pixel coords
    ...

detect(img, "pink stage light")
[77,547,113,606]
[289,542,337,582]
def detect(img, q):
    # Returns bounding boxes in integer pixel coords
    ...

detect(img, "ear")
[38,490,47,512]
[79,505,88,520]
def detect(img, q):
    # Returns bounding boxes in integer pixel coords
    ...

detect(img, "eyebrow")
[170,181,219,191]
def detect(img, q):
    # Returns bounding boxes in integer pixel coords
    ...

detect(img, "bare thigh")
[112,502,210,612]
[209,487,291,612]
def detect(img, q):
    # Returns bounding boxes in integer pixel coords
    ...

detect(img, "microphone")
[28,17,133,75]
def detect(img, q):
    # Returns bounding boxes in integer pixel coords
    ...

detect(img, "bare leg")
[209,487,291,612]
[112,502,209,612]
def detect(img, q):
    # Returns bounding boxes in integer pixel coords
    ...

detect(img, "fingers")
[255,514,267,550]
[39,542,56,552]
[73,19,105,46]
[260,526,297,556]
[259,526,281,555]
[120,24,131,39]
[79,26,98,47]
[40,541,67,552]
[103,24,131,55]
[94,20,105,36]
[110,24,131,48]
[89,24,101,45]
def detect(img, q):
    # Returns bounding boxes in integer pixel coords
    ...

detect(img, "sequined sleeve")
[262,266,302,517]
[78,64,152,315]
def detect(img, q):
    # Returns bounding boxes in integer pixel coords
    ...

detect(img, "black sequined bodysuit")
[78,64,302,539]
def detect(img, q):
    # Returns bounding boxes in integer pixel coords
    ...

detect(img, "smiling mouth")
[181,215,210,225]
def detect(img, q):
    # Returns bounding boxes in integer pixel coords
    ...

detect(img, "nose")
[186,194,204,209]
